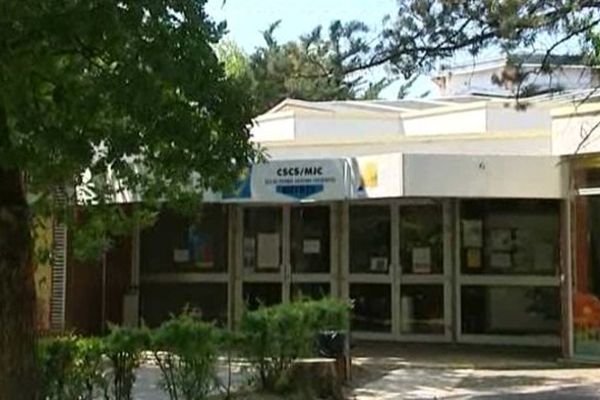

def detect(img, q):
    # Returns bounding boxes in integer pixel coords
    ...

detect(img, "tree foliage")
[357,1,600,81]
[218,20,394,114]
[1,0,256,215]
[0,1,256,398]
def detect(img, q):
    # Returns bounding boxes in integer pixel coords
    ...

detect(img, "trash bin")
[315,331,351,382]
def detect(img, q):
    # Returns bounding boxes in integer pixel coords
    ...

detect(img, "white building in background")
[59,56,600,362]
[433,54,600,97]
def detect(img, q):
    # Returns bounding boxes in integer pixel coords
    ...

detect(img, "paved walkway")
[351,365,600,399]
[128,343,600,399]
[132,360,249,400]
[349,343,600,400]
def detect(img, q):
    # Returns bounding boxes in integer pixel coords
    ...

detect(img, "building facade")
[132,94,588,356]
[51,58,600,362]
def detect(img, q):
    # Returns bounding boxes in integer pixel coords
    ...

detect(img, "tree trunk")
[0,167,38,400]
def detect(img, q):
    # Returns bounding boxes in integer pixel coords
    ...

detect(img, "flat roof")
[264,89,600,118]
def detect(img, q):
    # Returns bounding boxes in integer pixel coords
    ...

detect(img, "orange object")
[573,292,600,329]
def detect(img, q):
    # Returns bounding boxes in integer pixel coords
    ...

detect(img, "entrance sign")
[224,159,350,202]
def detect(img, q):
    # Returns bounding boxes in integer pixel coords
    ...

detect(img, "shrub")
[36,299,350,399]
[75,337,109,399]
[239,297,350,392]
[298,297,350,333]
[38,335,108,400]
[216,329,245,399]
[38,335,81,400]
[104,324,150,400]
[150,313,219,400]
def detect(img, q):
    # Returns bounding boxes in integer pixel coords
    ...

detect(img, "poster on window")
[412,247,432,274]
[466,248,482,269]
[257,233,280,270]
[173,249,190,263]
[462,220,483,248]
[188,227,214,268]
[303,239,321,254]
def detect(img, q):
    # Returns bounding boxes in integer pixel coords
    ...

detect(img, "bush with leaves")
[75,337,110,399]
[239,297,350,392]
[151,313,220,400]
[299,298,350,334]
[216,329,245,399]
[38,335,109,400]
[38,335,81,399]
[104,325,150,400]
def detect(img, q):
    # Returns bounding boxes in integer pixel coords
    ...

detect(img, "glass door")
[347,203,393,338]
[238,204,335,317]
[139,204,230,328]
[289,205,335,300]
[345,200,452,341]
[572,165,600,360]
[241,206,285,310]
[456,199,561,346]
[397,201,451,341]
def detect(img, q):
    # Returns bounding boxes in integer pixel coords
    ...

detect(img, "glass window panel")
[350,205,390,274]
[399,205,444,274]
[243,207,282,272]
[460,200,560,275]
[400,285,445,334]
[291,283,330,301]
[461,285,560,335]
[573,195,600,358]
[291,206,330,273]
[140,282,228,327]
[575,166,600,189]
[140,205,228,273]
[350,284,391,332]
[243,283,282,311]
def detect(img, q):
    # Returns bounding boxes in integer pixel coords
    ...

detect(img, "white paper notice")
[257,233,280,269]
[462,220,483,248]
[412,247,431,274]
[173,249,190,263]
[303,239,321,254]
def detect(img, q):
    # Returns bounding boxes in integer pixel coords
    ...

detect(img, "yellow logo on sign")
[360,161,378,188]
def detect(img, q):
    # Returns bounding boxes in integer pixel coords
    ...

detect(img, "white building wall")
[263,136,552,160]
[440,64,600,97]
[552,112,600,155]
[251,113,296,142]
[486,105,551,133]
[403,154,565,199]
[525,67,600,93]
[253,104,551,150]
[403,109,486,136]
[293,116,402,142]
[440,67,505,96]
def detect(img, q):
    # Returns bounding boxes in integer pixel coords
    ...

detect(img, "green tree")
[354,1,600,86]
[0,1,255,398]
[215,40,253,84]
[245,20,393,114]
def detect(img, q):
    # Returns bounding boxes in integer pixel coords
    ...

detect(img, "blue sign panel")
[275,184,324,200]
